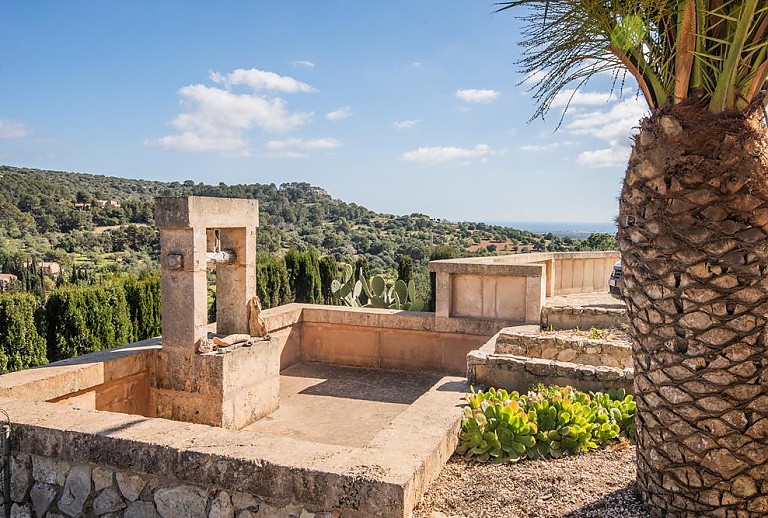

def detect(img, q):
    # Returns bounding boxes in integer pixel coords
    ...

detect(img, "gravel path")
[414,442,649,518]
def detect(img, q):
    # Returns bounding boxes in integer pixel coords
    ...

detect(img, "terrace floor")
[241,362,444,447]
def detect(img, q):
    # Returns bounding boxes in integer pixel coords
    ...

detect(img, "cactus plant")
[331,266,416,310]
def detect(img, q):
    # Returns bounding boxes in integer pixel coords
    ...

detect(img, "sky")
[0,1,649,224]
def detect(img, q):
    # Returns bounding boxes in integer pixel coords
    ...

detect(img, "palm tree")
[497,0,768,515]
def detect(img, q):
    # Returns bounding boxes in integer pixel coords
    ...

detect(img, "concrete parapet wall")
[496,330,633,370]
[429,251,619,324]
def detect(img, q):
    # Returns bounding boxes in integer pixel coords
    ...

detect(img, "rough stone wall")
[467,352,634,394]
[6,454,335,518]
[495,332,633,369]
[541,306,628,331]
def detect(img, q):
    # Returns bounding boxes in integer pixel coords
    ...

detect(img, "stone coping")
[2,372,466,517]
[0,339,161,402]
[429,251,619,272]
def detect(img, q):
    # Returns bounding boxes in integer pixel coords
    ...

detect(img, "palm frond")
[497,0,768,116]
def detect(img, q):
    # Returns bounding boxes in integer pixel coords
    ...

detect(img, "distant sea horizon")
[485,221,617,239]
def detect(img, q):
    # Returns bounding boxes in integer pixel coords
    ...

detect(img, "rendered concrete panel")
[572,260,584,293]
[495,276,526,321]
[301,323,380,367]
[452,275,483,318]
[583,259,595,291]
[379,329,443,372]
[442,334,488,375]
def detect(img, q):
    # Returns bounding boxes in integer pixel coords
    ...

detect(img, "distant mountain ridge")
[0,165,606,274]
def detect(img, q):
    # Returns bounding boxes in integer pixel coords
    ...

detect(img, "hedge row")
[0,274,161,371]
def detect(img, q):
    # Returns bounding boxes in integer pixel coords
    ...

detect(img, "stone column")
[159,227,209,354]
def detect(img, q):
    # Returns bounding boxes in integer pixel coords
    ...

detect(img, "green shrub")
[45,283,133,361]
[0,293,47,373]
[457,385,635,463]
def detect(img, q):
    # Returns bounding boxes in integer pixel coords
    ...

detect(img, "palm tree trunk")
[618,105,768,517]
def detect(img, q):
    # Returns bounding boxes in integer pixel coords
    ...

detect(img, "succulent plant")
[457,385,635,463]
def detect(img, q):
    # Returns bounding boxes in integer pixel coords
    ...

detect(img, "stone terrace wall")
[541,305,628,331]
[495,331,633,370]
[7,453,331,518]
[467,352,634,394]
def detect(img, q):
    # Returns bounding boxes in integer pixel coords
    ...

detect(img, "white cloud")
[551,89,621,108]
[292,60,315,68]
[566,97,647,142]
[577,145,632,168]
[325,106,351,121]
[393,119,420,130]
[149,74,314,154]
[0,120,29,139]
[402,144,494,165]
[264,137,342,159]
[265,137,342,151]
[210,68,316,93]
[410,62,422,68]
[555,95,647,168]
[519,141,573,152]
[455,89,501,103]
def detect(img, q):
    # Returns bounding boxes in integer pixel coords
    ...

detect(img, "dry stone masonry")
[7,453,335,518]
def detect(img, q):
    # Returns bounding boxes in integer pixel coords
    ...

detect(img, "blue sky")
[0,1,647,223]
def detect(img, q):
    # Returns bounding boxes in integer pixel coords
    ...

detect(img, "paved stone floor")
[545,291,626,310]
[241,362,443,447]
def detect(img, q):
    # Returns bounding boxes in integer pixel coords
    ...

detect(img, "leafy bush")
[0,293,47,373]
[457,385,635,463]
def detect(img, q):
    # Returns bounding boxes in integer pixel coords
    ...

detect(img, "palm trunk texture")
[618,105,768,517]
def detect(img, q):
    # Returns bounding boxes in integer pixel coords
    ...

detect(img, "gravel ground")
[414,442,649,518]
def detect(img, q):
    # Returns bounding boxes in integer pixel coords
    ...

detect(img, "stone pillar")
[152,196,278,430]
[159,227,209,354]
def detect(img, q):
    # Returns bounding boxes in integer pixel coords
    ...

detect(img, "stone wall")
[495,330,633,370]
[541,305,628,331]
[6,453,332,518]
[467,351,634,394]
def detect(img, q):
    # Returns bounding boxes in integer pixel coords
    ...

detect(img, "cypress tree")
[396,255,414,285]
[46,283,133,361]
[0,293,47,373]
[256,253,291,308]
[318,256,337,304]
[124,273,161,340]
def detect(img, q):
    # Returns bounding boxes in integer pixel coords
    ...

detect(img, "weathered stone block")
[58,465,92,517]
[29,482,56,517]
[209,491,234,518]
[10,455,31,502]
[125,500,161,518]
[117,472,146,502]
[92,466,114,492]
[153,486,208,518]
[93,487,126,515]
